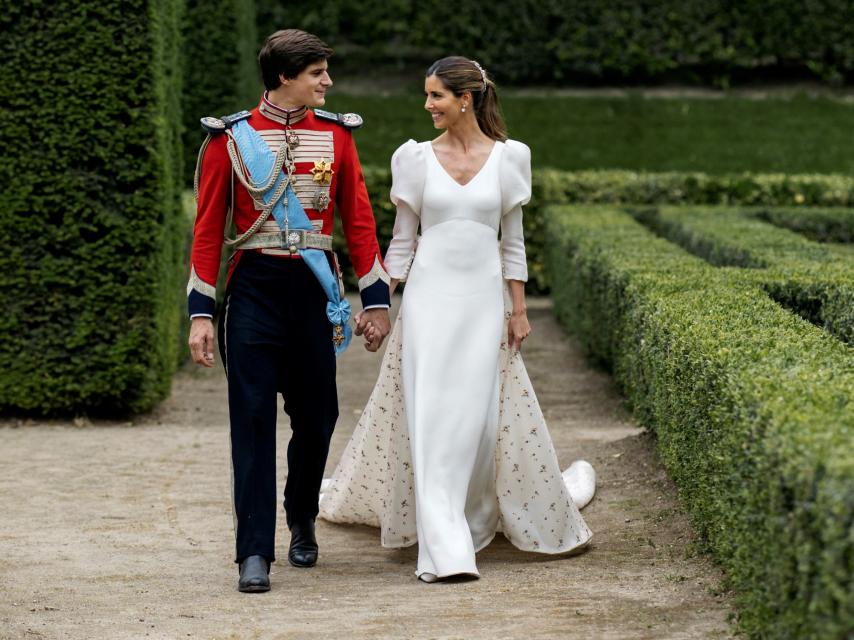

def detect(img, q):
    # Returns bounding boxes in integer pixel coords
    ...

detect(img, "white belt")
[239,229,334,253]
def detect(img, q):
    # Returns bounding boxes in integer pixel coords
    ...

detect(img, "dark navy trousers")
[218,251,338,564]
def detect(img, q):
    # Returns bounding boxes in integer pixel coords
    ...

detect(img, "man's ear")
[278,72,290,86]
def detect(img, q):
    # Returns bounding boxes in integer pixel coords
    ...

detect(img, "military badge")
[333,324,346,347]
[200,116,226,134]
[200,110,251,135]
[314,109,364,130]
[341,113,364,129]
[311,159,334,185]
[314,190,331,211]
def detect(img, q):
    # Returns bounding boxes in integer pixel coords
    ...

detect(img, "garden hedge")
[330,168,854,295]
[0,1,187,416]
[182,0,260,183]
[256,0,854,85]
[545,205,853,638]
[633,206,854,346]
[750,206,854,244]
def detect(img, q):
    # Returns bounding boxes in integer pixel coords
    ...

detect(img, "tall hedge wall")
[0,1,187,416]
[256,0,854,85]
[546,205,853,637]
[182,0,259,183]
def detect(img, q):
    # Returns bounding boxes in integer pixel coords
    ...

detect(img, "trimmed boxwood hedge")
[546,205,854,638]
[751,206,854,244]
[634,206,854,346]
[0,1,187,416]
[331,168,854,295]
[256,0,854,85]
[182,0,260,183]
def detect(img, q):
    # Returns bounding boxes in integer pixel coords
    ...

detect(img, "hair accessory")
[471,60,488,90]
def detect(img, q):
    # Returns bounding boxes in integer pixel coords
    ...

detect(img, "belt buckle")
[280,229,306,254]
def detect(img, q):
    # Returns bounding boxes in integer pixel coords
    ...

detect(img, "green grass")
[325,93,854,175]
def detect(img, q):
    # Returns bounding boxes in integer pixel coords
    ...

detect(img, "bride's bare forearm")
[508,279,527,315]
[389,278,400,297]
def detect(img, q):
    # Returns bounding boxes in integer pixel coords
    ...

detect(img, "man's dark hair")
[258,29,333,91]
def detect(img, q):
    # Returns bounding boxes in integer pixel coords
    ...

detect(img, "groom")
[187,29,391,592]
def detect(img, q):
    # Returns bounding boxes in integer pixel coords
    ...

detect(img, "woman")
[319,57,594,582]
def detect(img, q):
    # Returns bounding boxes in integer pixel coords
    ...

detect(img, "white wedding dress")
[319,139,593,580]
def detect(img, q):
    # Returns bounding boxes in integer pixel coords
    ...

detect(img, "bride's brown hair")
[426,57,507,142]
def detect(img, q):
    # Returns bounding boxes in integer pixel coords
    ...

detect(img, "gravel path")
[0,298,733,639]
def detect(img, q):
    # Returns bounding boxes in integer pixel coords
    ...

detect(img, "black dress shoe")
[238,555,270,593]
[288,519,318,568]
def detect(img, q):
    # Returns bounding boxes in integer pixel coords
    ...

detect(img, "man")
[187,29,391,593]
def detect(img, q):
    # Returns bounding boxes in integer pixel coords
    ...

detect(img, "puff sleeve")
[385,140,426,281]
[499,140,532,282]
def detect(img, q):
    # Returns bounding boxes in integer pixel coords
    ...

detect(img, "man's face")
[281,60,333,107]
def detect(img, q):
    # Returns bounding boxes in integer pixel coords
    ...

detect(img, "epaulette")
[313,108,364,130]
[200,110,252,135]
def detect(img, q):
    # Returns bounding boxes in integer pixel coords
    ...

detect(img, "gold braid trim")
[219,131,296,248]
[193,135,213,202]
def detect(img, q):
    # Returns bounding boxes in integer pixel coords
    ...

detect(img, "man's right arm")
[187,135,231,366]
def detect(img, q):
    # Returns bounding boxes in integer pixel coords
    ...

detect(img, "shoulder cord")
[193,135,212,202]
[193,132,294,248]
[223,134,295,247]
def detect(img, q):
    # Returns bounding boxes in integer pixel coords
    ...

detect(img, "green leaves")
[547,205,854,638]
[254,0,854,85]
[0,1,187,416]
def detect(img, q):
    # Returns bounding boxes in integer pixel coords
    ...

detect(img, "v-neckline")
[428,141,499,188]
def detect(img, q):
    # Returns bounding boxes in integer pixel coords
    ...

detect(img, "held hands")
[354,308,391,352]
[189,317,216,367]
[508,309,531,351]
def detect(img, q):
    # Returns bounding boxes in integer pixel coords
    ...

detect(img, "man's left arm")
[335,130,391,348]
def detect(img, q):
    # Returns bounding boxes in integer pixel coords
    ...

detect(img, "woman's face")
[424,74,465,129]
[281,60,333,107]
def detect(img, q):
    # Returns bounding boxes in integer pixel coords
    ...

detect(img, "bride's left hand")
[508,310,531,351]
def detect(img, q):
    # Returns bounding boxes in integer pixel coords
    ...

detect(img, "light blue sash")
[230,120,352,355]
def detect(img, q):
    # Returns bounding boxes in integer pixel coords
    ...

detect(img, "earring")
[461,105,467,113]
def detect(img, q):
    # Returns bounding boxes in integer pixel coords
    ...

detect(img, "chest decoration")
[255,129,335,211]
[311,159,334,184]
[228,120,352,356]
[310,159,334,209]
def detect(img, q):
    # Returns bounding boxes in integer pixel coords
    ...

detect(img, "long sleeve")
[384,140,425,280]
[335,129,390,308]
[187,134,231,317]
[500,204,528,281]
[499,140,532,283]
[384,202,420,280]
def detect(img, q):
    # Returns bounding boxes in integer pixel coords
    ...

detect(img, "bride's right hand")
[508,310,531,351]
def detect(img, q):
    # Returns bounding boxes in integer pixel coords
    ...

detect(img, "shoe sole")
[238,584,270,593]
[288,555,317,568]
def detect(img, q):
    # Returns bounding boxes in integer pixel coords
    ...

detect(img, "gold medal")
[310,158,334,185]
[333,324,345,346]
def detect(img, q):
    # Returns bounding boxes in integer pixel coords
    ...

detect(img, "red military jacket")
[187,94,390,317]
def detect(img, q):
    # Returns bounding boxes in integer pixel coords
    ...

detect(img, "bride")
[320,57,593,582]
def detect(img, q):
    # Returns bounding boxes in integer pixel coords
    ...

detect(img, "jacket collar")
[259,92,308,126]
